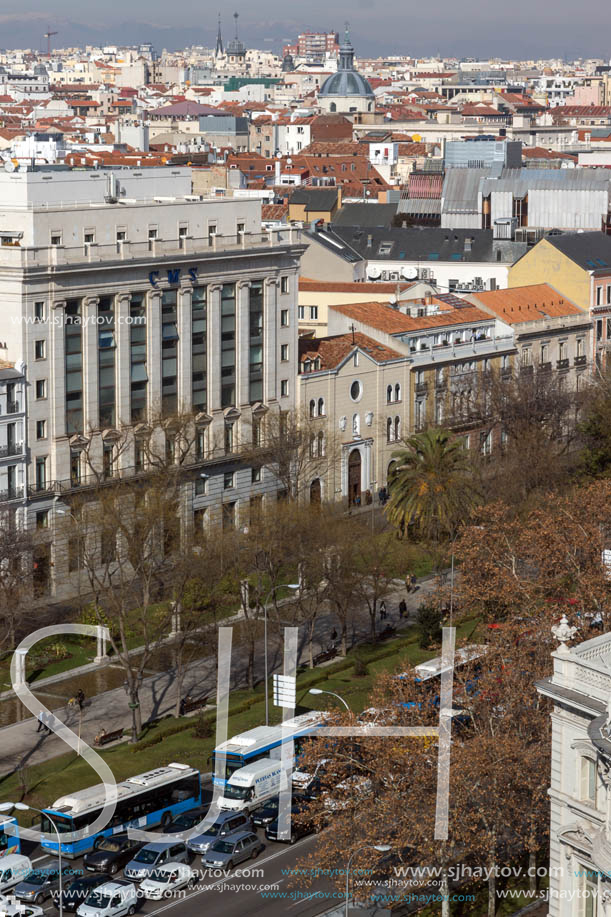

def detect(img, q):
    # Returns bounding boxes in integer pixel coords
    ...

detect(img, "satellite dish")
[402,266,418,280]
[4,160,16,173]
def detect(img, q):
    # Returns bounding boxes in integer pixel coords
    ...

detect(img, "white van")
[218,758,283,812]
[76,880,137,917]
[0,858,32,896]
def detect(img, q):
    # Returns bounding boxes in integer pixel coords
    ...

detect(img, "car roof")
[138,840,183,851]
[95,881,134,894]
[0,855,30,866]
[221,830,256,843]
[150,862,190,872]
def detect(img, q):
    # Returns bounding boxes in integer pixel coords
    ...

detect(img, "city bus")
[396,644,488,720]
[0,816,19,858]
[39,763,201,858]
[211,711,326,790]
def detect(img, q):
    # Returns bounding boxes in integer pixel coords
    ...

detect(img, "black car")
[52,874,112,912]
[251,797,280,827]
[83,834,145,875]
[265,805,315,845]
[162,806,210,835]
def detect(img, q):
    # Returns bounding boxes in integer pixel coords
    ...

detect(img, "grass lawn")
[0,619,479,817]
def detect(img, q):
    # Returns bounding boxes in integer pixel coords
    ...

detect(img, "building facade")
[0,166,304,600]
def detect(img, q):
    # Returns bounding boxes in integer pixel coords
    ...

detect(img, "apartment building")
[0,165,305,599]
[0,360,27,524]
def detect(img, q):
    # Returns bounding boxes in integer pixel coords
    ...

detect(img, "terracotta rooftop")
[299,278,415,294]
[469,284,582,323]
[299,331,404,371]
[329,300,492,335]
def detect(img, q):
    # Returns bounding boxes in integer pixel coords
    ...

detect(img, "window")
[597,286,603,306]
[521,347,531,366]
[36,420,46,440]
[35,456,47,491]
[98,296,116,427]
[102,443,114,480]
[480,431,492,456]
[280,379,289,397]
[309,399,316,418]
[580,756,597,805]
[395,383,401,402]
[36,510,48,530]
[608,284,611,305]
[65,299,83,433]
[394,416,401,441]
[318,397,325,416]
[280,276,289,294]
[84,231,95,244]
[192,286,207,412]
[148,226,158,242]
[130,293,148,422]
[195,475,207,496]
[68,537,83,573]
[34,301,45,322]
[298,306,305,320]
[387,417,393,442]
[194,508,207,533]
[280,309,289,327]
[387,384,393,404]
[36,379,47,399]
[221,283,236,408]
[224,423,234,455]
[237,222,245,235]
[224,472,235,490]
[116,229,127,242]
[559,340,567,361]
[281,344,289,362]
[50,232,62,246]
[540,342,549,364]
[252,466,261,483]
[222,502,236,531]
[309,306,318,320]
[135,441,146,473]
[34,339,46,360]
[350,380,362,402]
[577,338,585,358]
[249,281,264,403]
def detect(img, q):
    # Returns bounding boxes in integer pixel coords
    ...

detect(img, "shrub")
[353,657,369,678]
[193,713,214,739]
[416,602,443,648]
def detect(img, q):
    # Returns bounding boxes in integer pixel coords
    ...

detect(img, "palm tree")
[385,428,478,541]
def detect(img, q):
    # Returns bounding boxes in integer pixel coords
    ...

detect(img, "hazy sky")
[2,2,611,60]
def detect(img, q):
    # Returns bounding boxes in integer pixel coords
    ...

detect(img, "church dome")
[282,53,295,73]
[319,27,373,99]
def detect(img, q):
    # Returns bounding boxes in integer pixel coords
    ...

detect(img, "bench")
[181,696,208,715]
[94,728,125,747]
[379,626,397,641]
[312,647,338,666]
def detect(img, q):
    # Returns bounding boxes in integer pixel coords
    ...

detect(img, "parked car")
[53,874,112,912]
[201,832,264,870]
[187,811,253,855]
[251,796,279,827]
[76,880,137,917]
[0,856,32,895]
[139,863,196,900]
[83,835,144,876]
[123,841,190,881]
[14,867,74,905]
[0,895,43,917]
[265,803,315,844]
[160,806,209,836]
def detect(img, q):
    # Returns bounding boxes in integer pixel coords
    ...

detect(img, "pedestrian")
[380,600,387,620]
[405,574,412,594]
[411,574,417,592]
[42,711,52,734]
[36,710,45,733]
[330,628,338,650]
[399,599,407,619]
[76,689,85,711]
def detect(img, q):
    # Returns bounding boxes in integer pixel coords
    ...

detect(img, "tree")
[579,365,611,476]
[352,528,406,642]
[385,428,478,541]
[0,512,34,651]
[240,407,337,501]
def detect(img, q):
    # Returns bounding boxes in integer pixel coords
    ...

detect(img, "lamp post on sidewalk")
[344,844,391,916]
[0,802,64,917]
[308,687,350,711]
[262,583,300,726]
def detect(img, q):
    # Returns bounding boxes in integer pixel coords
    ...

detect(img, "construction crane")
[44,28,58,57]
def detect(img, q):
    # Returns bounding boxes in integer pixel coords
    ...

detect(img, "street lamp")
[262,583,300,726]
[0,802,64,917]
[309,687,350,712]
[345,844,391,916]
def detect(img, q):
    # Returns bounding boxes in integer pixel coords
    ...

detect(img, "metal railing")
[0,442,24,457]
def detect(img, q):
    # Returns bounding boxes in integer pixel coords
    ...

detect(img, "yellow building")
[288,187,341,224]
[508,232,611,312]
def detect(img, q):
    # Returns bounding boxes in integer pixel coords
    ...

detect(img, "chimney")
[424,292,433,306]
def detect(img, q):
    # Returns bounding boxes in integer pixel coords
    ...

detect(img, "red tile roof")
[329,300,491,334]
[299,331,404,370]
[299,278,416,294]
[470,284,583,323]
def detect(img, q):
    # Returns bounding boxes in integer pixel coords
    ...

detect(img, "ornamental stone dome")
[318,26,374,114]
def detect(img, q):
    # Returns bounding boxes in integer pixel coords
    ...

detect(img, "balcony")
[415,382,428,394]
[6,401,20,414]
[539,362,552,373]
[557,358,570,371]
[500,367,512,380]
[0,442,24,458]
[0,487,21,502]
[575,355,587,367]
[520,364,534,375]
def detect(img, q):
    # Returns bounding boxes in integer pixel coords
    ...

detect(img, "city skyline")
[1,3,611,59]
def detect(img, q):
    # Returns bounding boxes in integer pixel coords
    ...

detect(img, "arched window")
[309,399,316,418]
[395,383,401,402]
[387,417,393,442]
[318,430,325,457]
[387,384,393,404]
[309,434,316,458]
[318,397,325,416]
[394,416,401,441]
[330,102,336,113]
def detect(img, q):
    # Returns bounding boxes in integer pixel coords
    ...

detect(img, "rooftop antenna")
[234,12,239,41]
[350,322,356,345]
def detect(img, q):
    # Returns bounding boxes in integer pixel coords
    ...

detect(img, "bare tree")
[0,510,33,650]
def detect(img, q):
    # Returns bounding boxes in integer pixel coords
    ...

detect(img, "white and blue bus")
[0,815,19,857]
[212,711,325,790]
[40,763,201,858]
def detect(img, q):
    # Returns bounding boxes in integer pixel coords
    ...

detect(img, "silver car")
[123,841,190,881]
[202,831,264,870]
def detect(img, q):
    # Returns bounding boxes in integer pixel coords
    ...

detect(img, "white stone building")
[0,360,27,525]
[0,165,304,599]
[537,628,611,917]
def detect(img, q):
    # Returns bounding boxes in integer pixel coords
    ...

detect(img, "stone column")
[82,296,99,430]
[264,278,278,403]
[94,624,108,664]
[115,293,131,428]
[178,286,192,414]
[147,290,162,417]
[13,648,27,688]
[237,280,251,408]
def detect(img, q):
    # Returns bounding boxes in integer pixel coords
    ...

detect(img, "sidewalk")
[0,576,438,776]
